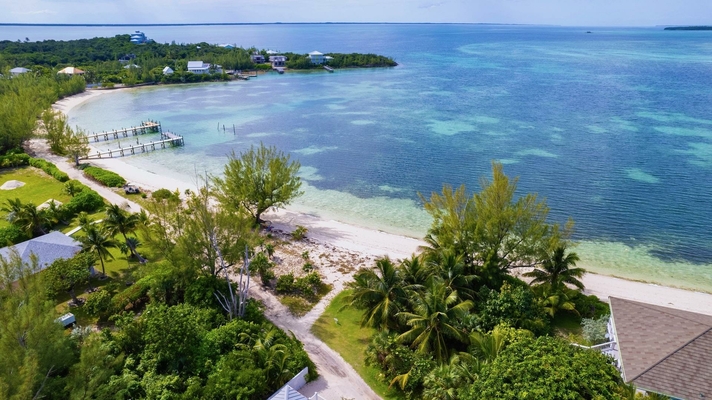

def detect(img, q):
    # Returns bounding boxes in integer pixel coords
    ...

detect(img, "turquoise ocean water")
[4,24,711,290]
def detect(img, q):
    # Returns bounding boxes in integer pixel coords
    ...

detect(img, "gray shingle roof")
[0,231,81,271]
[610,297,712,399]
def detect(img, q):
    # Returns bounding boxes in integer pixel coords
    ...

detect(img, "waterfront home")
[308,51,325,64]
[123,64,140,69]
[10,67,30,76]
[130,31,149,44]
[162,66,174,75]
[608,297,712,399]
[218,44,235,49]
[251,53,265,63]
[187,61,222,74]
[118,53,136,64]
[0,231,82,274]
[269,55,287,68]
[266,50,279,55]
[57,66,85,75]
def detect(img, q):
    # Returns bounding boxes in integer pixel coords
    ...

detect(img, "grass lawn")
[311,290,406,400]
[0,167,72,228]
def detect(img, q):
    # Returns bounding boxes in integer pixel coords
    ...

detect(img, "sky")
[1,0,711,26]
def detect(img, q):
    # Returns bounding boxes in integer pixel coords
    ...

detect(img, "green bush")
[84,289,113,320]
[291,225,308,241]
[111,279,151,313]
[151,188,180,202]
[275,273,296,294]
[0,153,30,168]
[0,225,30,246]
[28,157,69,182]
[65,189,105,214]
[83,166,126,187]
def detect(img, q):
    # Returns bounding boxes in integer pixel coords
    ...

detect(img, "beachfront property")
[607,297,712,399]
[10,67,30,76]
[0,231,82,273]
[129,31,149,44]
[308,51,326,64]
[57,66,84,75]
[251,53,266,63]
[187,61,223,74]
[162,66,174,75]
[270,55,287,68]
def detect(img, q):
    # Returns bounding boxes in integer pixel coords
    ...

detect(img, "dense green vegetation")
[0,73,84,153]
[0,144,316,399]
[283,52,397,69]
[337,162,649,398]
[82,166,126,187]
[0,35,396,87]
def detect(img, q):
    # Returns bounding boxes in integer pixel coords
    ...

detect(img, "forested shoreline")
[0,35,396,86]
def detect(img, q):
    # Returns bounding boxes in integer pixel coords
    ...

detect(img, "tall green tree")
[79,225,117,276]
[396,282,473,363]
[422,162,568,288]
[0,250,75,400]
[66,334,124,400]
[3,199,51,237]
[525,245,585,291]
[212,143,303,225]
[346,257,411,331]
[104,204,143,262]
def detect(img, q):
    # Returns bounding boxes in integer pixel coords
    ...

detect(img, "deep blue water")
[5,24,711,289]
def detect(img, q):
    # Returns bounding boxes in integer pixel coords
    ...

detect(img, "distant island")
[664,26,712,31]
[0,34,397,86]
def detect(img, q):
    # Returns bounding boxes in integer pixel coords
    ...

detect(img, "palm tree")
[104,204,144,262]
[346,257,411,332]
[396,282,474,363]
[79,225,117,277]
[525,246,585,291]
[14,203,51,236]
[428,249,476,300]
[238,327,290,387]
[535,285,578,318]
[398,254,430,288]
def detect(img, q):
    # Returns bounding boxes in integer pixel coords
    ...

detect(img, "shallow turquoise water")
[59,24,712,291]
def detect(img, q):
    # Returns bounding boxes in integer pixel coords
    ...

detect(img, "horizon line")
[0,22,681,28]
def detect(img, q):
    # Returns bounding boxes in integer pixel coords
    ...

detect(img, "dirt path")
[25,139,142,213]
[249,283,380,400]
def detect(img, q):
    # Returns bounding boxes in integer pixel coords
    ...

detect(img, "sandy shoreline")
[53,89,712,316]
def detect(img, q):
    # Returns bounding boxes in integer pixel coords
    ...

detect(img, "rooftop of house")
[187,61,207,69]
[610,297,712,399]
[0,231,82,273]
[308,51,323,56]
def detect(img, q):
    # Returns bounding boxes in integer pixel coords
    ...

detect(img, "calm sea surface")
[4,24,711,290]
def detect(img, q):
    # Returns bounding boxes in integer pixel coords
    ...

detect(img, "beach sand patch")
[1,180,25,190]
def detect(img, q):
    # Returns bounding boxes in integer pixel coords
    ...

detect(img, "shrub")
[291,225,308,240]
[28,157,69,182]
[151,188,180,202]
[83,166,126,187]
[275,273,296,294]
[111,279,151,313]
[0,225,30,246]
[582,314,610,345]
[0,153,30,168]
[65,189,105,214]
[84,289,113,319]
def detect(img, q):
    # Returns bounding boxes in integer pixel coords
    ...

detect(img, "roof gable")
[0,231,81,271]
[610,297,712,398]
[267,385,307,400]
[187,61,206,69]
[633,329,712,399]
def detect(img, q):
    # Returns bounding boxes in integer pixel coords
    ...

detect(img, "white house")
[269,55,287,67]
[57,67,85,75]
[251,54,265,63]
[130,31,148,44]
[162,66,174,75]
[187,61,222,75]
[10,67,30,76]
[308,51,325,64]
[123,64,140,69]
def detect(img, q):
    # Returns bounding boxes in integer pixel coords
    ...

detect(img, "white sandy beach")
[53,89,712,317]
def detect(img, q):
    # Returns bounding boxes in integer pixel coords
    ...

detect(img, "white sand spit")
[0,180,25,190]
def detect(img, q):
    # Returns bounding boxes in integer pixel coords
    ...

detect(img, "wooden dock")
[323,65,334,73]
[82,131,184,160]
[86,121,162,142]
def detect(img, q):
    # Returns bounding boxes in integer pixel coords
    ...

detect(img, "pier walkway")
[82,131,184,160]
[86,121,161,142]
